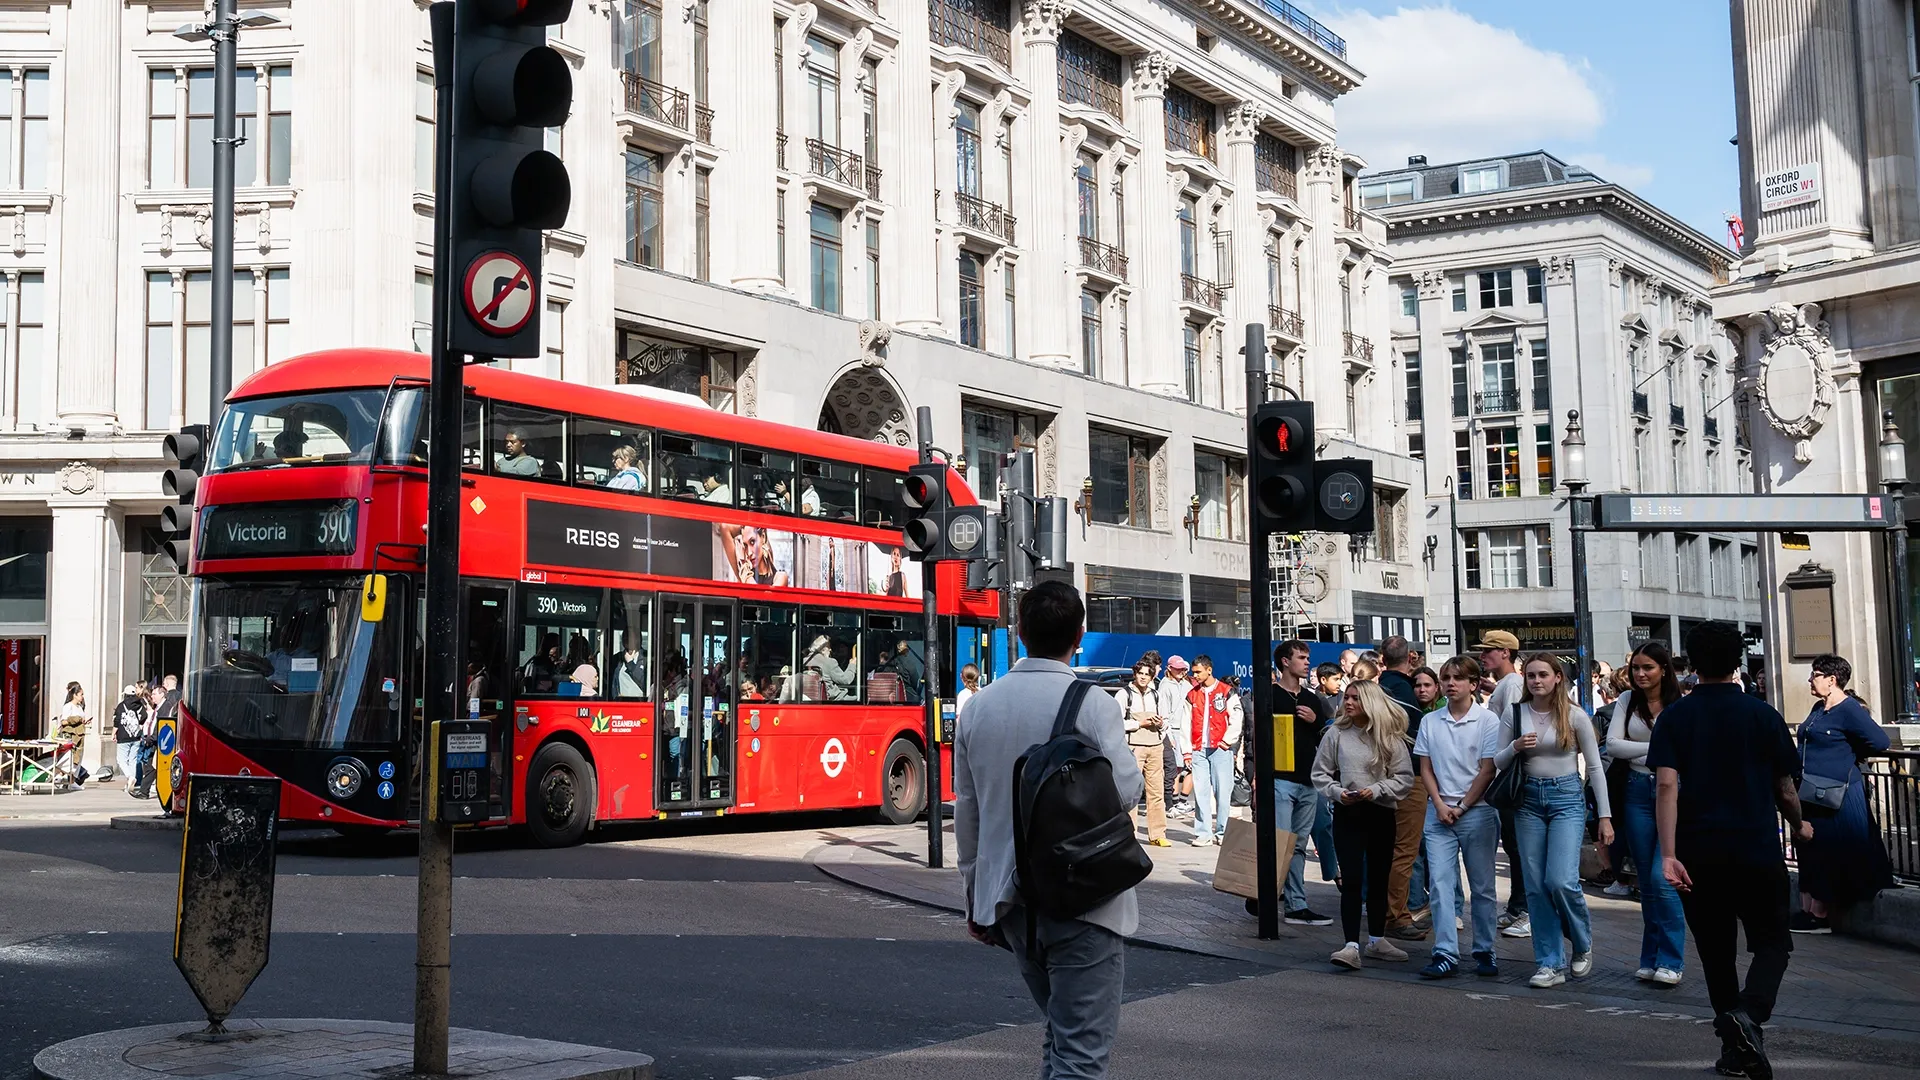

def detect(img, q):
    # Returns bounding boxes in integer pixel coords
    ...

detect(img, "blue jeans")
[1314,794,1339,880]
[1272,778,1320,911]
[1515,774,1595,970]
[116,742,140,785]
[1621,770,1687,972]
[1424,802,1499,959]
[1190,746,1235,840]
[1409,847,1429,911]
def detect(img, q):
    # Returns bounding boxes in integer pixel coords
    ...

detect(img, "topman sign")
[1591,494,1896,532]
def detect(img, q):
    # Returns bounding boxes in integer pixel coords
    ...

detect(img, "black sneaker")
[1418,952,1459,979]
[1713,1045,1745,1077]
[1472,951,1499,978]
[1716,1010,1771,1080]
[1284,908,1334,926]
[1789,911,1832,934]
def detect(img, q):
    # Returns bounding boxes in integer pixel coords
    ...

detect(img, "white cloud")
[1328,6,1611,174]
[1564,153,1654,190]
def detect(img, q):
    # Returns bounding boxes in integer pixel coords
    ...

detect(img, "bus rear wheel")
[527,742,595,848]
[875,738,926,825]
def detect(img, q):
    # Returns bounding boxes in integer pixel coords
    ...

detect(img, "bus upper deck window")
[491,404,566,482]
[574,418,651,495]
[799,458,858,521]
[656,434,734,505]
[739,447,795,514]
[461,398,484,471]
[862,467,908,529]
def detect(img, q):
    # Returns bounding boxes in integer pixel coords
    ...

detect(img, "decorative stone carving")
[845,27,873,67]
[1131,52,1174,96]
[1223,102,1265,143]
[1755,302,1837,464]
[1544,254,1575,285]
[823,366,912,446]
[857,320,891,365]
[254,202,271,254]
[738,360,758,417]
[1166,166,1190,201]
[56,461,100,496]
[159,207,175,256]
[1416,269,1449,300]
[193,206,212,249]
[1355,254,1375,292]
[1606,258,1623,285]
[1037,421,1058,497]
[1257,207,1277,233]
[937,69,966,127]
[1303,144,1342,183]
[1021,0,1072,38]
[1061,122,1087,161]
[790,4,817,64]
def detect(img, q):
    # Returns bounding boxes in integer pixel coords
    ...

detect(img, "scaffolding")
[1268,532,1323,641]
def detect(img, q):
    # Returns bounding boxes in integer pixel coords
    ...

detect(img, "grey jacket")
[954,657,1145,938]
[1310,723,1414,807]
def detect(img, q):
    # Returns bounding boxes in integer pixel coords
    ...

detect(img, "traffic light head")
[902,463,947,557]
[1251,401,1316,535]
[159,423,208,574]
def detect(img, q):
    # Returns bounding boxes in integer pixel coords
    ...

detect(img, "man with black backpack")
[954,580,1146,1080]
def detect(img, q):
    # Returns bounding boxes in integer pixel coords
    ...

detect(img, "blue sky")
[1306,2,1739,246]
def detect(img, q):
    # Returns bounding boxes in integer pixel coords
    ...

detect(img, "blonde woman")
[1494,652,1614,989]
[1312,678,1415,970]
[1350,657,1382,683]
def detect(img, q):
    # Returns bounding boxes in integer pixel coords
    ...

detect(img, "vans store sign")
[1760,162,1821,213]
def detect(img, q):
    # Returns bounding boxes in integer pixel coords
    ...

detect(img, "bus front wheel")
[527,742,595,848]
[875,738,926,825]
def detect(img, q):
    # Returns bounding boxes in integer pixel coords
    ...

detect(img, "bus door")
[656,596,736,809]
[461,583,514,821]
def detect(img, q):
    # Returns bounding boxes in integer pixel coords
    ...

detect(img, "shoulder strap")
[1052,679,1096,740]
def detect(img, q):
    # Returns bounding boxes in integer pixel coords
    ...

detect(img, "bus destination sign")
[199,500,359,560]
[525,500,712,579]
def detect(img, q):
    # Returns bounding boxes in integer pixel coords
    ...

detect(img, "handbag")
[1797,733,1854,811]
[1484,704,1528,812]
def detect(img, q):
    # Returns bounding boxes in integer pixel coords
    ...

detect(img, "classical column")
[48,502,112,770]
[1130,51,1180,396]
[1222,102,1266,413]
[1017,1,1072,366]
[55,0,120,429]
[1300,144,1344,408]
[889,2,942,333]
[717,1,780,290]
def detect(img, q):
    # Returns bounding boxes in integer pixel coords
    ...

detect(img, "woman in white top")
[1494,652,1613,989]
[1601,641,1686,985]
[954,664,981,715]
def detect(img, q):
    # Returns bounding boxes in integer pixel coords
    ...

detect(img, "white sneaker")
[1331,942,1362,970]
[1500,913,1533,938]
[1651,967,1682,986]
[1190,835,1215,847]
[1527,965,1566,989]
[1570,951,1593,978]
[1635,966,1656,982]
[1603,881,1633,897]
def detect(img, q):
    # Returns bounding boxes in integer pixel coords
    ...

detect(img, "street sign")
[461,251,536,337]
[1591,493,1896,532]
[174,774,281,1033]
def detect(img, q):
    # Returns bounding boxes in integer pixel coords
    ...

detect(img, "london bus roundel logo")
[820,738,847,778]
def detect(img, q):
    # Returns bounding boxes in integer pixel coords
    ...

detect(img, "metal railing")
[1343,205,1364,231]
[1453,392,1469,418]
[1632,390,1650,417]
[807,138,866,191]
[1533,385,1552,411]
[955,191,1014,243]
[1704,416,1720,441]
[694,103,714,144]
[1251,0,1347,58]
[929,0,1012,68]
[864,163,882,201]
[1268,305,1304,338]
[1670,404,1687,429]
[1256,160,1297,201]
[1342,330,1373,363]
[1182,273,1223,309]
[776,132,787,169]
[1078,236,1128,278]
[1475,388,1520,414]
[623,73,688,131]
[1781,751,1920,884]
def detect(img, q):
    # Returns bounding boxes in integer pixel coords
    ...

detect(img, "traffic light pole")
[1243,324,1280,941]
[415,5,457,1074]
[208,0,237,422]
[916,407,944,870]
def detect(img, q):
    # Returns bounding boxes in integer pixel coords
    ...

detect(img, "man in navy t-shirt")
[1650,621,1808,1080]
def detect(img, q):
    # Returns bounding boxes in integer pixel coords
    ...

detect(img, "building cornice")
[1383,184,1731,280]
[1186,0,1361,95]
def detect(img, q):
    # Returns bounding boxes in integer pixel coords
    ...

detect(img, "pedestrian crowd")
[106,674,179,798]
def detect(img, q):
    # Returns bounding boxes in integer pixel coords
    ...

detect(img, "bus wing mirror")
[361,574,388,623]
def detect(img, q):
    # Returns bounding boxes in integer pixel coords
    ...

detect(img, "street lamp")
[1879,410,1917,723]
[1563,410,1595,713]
[173,4,281,426]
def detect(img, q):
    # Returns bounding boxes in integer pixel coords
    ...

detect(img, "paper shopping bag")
[1211,815,1298,900]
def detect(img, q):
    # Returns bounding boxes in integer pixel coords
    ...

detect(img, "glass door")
[461,583,513,820]
[656,596,736,808]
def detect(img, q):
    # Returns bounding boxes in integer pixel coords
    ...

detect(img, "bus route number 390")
[315,505,354,549]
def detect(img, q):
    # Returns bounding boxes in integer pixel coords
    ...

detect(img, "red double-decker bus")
[176,348,994,845]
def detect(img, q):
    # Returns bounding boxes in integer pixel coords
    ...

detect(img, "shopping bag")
[1211,815,1298,900]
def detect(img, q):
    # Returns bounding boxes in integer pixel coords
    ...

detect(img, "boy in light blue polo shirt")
[1413,655,1503,979]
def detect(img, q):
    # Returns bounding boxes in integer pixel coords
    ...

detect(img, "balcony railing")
[955,190,1014,243]
[694,103,714,144]
[1342,331,1373,364]
[807,138,869,193]
[1182,273,1223,310]
[1632,390,1650,418]
[1343,205,1364,231]
[623,73,689,131]
[1078,235,1128,278]
[1268,305,1304,338]
[776,132,787,169]
[1670,404,1687,429]
[929,0,1012,68]
[864,163,882,201]
[1475,388,1520,414]
[1251,0,1348,59]
[1256,160,1298,201]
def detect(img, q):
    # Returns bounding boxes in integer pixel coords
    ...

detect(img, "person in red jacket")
[1183,656,1243,846]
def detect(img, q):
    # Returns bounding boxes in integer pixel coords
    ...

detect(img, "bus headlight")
[326,758,367,800]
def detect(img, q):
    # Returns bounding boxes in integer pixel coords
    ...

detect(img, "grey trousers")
[998,906,1126,1080]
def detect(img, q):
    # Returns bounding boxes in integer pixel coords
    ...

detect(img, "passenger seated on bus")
[271,425,310,461]
[763,480,793,513]
[607,446,647,492]
[799,478,822,516]
[495,429,542,476]
[521,633,562,695]
[613,634,647,699]
[700,475,731,503]
[802,634,856,702]
[564,664,598,698]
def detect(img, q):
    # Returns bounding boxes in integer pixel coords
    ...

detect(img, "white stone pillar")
[1130,51,1179,396]
[891,2,942,334]
[1222,102,1267,413]
[49,502,111,771]
[169,270,187,430]
[717,0,780,290]
[1017,2,1072,367]
[1300,144,1344,408]
[55,0,120,429]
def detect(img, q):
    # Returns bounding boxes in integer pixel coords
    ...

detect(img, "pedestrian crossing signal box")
[435,719,492,823]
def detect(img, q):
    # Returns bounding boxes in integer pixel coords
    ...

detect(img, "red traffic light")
[475,0,573,25]
[1256,413,1308,459]
[904,466,944,511]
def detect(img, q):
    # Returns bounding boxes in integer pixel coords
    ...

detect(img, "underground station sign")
[1591,493,1898,532]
